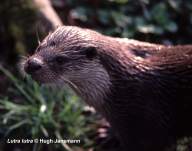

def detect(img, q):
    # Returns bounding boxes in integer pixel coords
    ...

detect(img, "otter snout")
[24,57,43,74]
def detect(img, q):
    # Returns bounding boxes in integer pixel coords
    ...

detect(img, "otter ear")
[84,46,98,59]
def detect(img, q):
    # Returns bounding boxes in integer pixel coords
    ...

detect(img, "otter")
[22,26,192,151]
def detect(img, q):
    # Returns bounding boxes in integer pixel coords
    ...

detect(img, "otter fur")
[22,26,192,151]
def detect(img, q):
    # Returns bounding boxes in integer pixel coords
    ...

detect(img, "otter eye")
[85,46,97,59]
[54,56,69,65]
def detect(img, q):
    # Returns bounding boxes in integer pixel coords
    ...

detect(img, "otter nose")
[24,58,42,74]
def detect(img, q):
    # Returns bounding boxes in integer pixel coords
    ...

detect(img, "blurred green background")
[0,0,192,151]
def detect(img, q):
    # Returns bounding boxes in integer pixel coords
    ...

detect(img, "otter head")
[22,26,111,107]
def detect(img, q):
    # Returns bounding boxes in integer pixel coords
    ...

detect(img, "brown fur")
[23,26,192,151]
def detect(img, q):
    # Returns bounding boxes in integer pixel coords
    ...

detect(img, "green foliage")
[0,67,94,151]
[62,0,192,44]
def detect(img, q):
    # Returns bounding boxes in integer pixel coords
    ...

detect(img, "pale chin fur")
[60,64,112,110]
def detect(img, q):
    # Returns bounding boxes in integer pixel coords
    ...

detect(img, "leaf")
[165,21,178,33]
[151,3,169,26]
[70,7,88,22]
[111,11,132,28]
[98,10,111,25]
[137,24,164,34]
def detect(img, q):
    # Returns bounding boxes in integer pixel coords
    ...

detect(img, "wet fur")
[23,26,192,151]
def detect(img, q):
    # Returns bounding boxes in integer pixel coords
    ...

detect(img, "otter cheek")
[32,70,54,83]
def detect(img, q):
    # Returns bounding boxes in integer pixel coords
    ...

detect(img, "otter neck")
[68,65,112,110]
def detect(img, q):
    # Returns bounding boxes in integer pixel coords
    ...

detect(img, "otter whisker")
[60,76,81,95]
[36,28,41,45]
